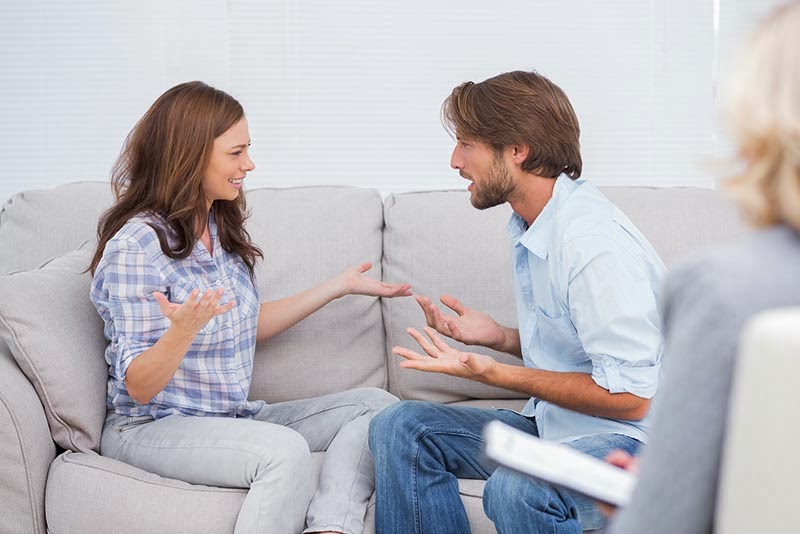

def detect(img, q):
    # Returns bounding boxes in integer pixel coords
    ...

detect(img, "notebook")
[483,420,637,507]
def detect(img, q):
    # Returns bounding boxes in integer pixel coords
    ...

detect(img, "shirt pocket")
[230,263,260,318]
[168,279,224,336]
[535,306,588,365]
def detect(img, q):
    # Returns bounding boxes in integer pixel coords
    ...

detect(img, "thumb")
[459,352,476,370]
[357,261,372,273]
[440,294,466,316]
[152,291,173,316]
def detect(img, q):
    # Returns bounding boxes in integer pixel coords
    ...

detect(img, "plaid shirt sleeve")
[92,234,169,381]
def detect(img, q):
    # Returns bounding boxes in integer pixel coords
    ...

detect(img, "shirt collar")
[506,174,579,259]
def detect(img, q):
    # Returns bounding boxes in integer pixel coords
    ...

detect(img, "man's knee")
[483,467,524,519]
[368,400,433,452]
[484,467,579,527]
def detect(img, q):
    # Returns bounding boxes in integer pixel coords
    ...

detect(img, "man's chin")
[469,193,503,210]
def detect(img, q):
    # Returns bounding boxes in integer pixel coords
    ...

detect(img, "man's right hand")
[415,294,507,351]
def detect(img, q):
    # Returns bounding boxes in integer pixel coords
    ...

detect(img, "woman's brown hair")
[90,81,262,275]
[442,70,582,179]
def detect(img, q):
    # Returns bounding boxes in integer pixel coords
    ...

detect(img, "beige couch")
[0,181,747,534]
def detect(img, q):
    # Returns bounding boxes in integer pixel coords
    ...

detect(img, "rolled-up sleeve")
[565,236,664,399]
[92,237,168,380]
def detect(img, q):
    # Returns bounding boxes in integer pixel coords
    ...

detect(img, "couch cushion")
[382,191,527,402]
[241,186,388,403]
[0,246,108,452]
[46,452,245,534]
[600,186,746,268]
[0,181,112,274]
[382,187,748,402]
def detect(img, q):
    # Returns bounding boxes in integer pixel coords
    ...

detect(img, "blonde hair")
[722,1,800,231]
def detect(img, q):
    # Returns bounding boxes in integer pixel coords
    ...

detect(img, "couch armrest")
[0,341,55,534]
[716,307,800,533]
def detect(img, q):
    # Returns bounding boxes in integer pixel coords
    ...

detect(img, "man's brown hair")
[442,70,582,179]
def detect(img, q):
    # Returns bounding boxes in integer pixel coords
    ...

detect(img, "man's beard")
[468,157,516,210]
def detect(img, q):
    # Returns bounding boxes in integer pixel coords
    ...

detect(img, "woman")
[89,81,410,534]
[607,2,800,533]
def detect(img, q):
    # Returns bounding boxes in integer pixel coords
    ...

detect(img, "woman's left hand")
[338,262,412,298]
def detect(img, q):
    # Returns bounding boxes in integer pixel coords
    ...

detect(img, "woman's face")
[203,117,255,208]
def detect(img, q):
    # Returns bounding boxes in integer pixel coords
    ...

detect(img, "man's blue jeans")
[368,401,642,534]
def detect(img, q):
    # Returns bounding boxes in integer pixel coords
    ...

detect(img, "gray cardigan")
[609,226,800,534]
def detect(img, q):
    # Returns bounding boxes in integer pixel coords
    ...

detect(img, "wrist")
[162,324,197,347]
[489,327,510,353]
[327,274,349,300]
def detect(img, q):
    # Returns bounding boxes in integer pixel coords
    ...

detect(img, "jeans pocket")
[112,415,154,433]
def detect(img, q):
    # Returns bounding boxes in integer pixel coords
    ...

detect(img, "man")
[368,70,666,534]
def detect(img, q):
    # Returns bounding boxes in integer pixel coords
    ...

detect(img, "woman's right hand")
[153,287,235,338]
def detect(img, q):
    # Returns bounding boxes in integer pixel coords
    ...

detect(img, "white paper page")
[483,421,637,507]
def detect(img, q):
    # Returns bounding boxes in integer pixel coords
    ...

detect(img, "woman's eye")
[231,151,242,156]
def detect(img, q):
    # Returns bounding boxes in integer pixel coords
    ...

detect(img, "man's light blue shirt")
[509,175,666,444]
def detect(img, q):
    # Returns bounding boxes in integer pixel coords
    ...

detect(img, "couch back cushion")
[0,246,108,452]
[382,191,523,402]
[382,186,746,402]
[0,181,113,274]
[0,183,385,424]
[244,187,387,402]
[600,186,748,268]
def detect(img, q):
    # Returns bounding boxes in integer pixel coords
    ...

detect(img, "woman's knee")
[249,424,311,478]
[357,386,399,413]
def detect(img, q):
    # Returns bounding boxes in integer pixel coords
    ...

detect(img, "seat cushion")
[46,452,245,534]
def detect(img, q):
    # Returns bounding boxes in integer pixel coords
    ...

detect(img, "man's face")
[450,137,515,210]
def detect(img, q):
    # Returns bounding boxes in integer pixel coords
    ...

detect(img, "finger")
[358,261,372,273]
[443,317,461,339]
[384,283,412,297]
[415,295,439,325]
[185,288,201,307]
[392,346,427,361]
[428,306,452,335]
[596,501,617,518]
[398,359,439,372]
[152,291,173,316]
[423,326,451,352]
[213,300,236,315]
[406,327,440,358]
[440,294,466,316]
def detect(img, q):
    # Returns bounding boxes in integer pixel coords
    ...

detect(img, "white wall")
[0,0,783,204]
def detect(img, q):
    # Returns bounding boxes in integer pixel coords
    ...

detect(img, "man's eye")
[231,151,242,156]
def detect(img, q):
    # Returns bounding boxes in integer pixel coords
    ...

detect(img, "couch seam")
[381,195,406,400]
[59,453,247,494]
